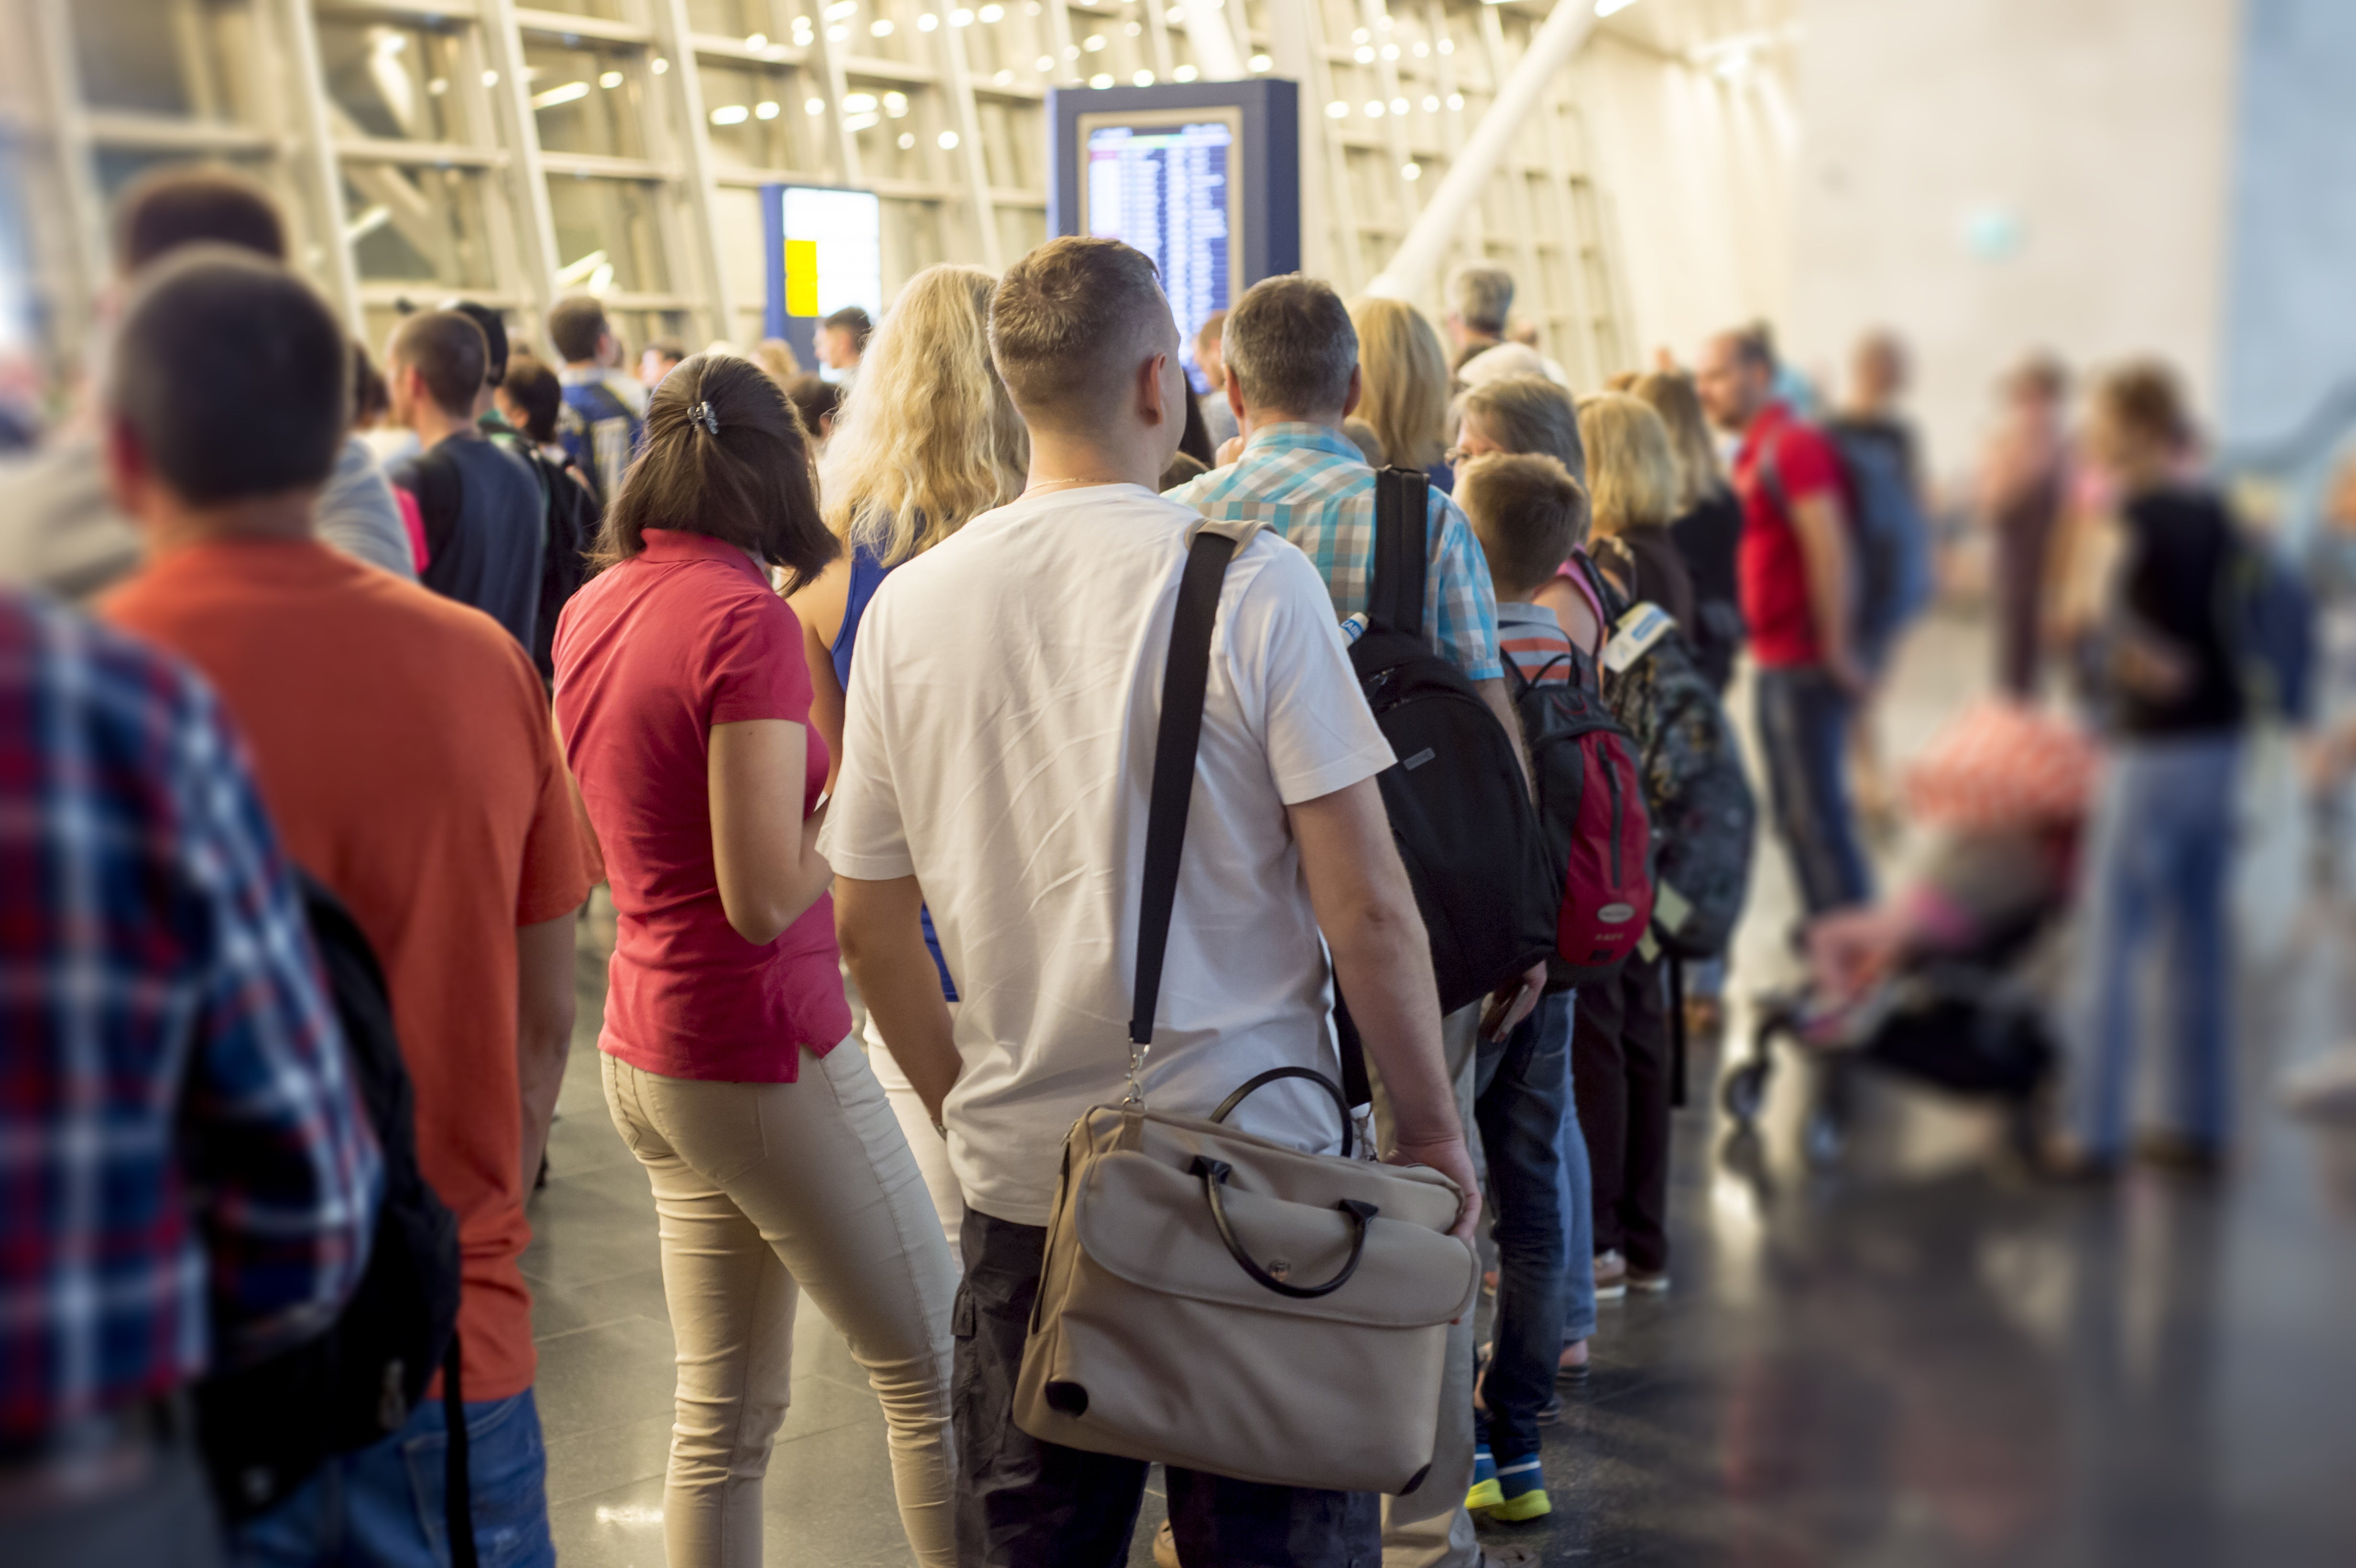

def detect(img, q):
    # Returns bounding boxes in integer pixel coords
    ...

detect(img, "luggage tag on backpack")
[1602,603,1675,674]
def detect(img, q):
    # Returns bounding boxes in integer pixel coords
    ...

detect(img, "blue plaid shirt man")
[1166,423,1504,682]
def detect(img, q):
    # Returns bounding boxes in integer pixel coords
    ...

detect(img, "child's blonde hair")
[1457,452,1588,600]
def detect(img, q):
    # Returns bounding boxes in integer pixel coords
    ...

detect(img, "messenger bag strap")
[1129,518,1264,1048]
[1369,466,1431,638]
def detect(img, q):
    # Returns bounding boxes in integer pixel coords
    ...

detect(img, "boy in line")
[1453,453,1599,1525]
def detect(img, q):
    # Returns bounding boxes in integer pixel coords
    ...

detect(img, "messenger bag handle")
[1129,518,1265,1053]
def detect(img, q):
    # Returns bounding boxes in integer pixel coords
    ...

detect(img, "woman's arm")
[709,719,833,944]
[788,553,854,791]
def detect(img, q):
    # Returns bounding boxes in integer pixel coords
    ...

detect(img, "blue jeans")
[1553,1002,1598,1349]
[230,1387,555,1568]
[1755,666,1874,915]
[2069,732,2239,1157]
[1472,991,1579,1467]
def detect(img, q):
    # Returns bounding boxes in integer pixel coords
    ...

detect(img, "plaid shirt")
[0,592,379,1439]
[1166,422,1504,681]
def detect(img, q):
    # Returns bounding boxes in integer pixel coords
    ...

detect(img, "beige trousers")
[602,1043,958,1568]
[1369,1002,1485,1568]
[862,1008,968,1272]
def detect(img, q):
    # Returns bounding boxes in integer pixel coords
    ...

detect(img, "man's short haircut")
[822,306,874,353]
[501,354,564,445]
[1457,453,1586,598]
[1730,323,1776,372]
[1222,274,1356,418]
[441,298,511,384]
[112,249,347,506]
[990,236,1173,430]
[1447,262,1515,337]
[595,352,839,590]
[113,165,287,274]
[547,295,611,364]
[389,310,491,419]
[1194,308,1227,356]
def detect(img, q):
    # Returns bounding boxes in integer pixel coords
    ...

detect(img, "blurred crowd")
[4,161,2354,1568]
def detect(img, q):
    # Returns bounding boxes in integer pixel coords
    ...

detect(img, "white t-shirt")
[820,484,1396,1226]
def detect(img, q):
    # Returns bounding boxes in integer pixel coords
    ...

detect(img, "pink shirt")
[553,529,849,1080]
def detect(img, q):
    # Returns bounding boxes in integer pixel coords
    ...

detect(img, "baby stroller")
[1720,700,2100,1165]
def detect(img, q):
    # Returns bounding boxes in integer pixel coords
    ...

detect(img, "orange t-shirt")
[103,538,596,1403]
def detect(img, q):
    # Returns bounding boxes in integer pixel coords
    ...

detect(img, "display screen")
[777,185,884,323]
[1077,108,1243,386]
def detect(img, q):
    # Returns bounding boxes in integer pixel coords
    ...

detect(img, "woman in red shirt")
[552,355,954,1568]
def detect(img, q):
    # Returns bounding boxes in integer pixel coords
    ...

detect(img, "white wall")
[1787,0,2241,481]
[1571,28,1801,380]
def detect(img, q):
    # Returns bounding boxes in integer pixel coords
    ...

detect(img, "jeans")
[1573,954,1672,1274]
[1471,992,1570,1467]
[2068,732,2240,1157]
[231,1388,554,1568]
[952,1208,1379,1567]
[1554,1011,1598,1348]
[602,1043,958,1568]
[1754,666,1873,915]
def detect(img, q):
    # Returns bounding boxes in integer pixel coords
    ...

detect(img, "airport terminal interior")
[6,1,2356,1566]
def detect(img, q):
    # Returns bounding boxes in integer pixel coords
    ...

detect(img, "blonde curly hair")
[820,264,1028,565]
[1348,295,1451,474]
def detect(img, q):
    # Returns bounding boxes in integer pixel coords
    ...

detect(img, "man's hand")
[1480,961,1548,1042]
[1385,1133,1483,1244]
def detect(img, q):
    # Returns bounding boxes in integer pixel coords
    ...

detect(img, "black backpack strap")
[443,1334,478,1568]
[1130,519,1260,1046]
[1369,466,1430,637]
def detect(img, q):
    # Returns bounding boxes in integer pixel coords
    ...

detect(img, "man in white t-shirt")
[826,236,1478,1568]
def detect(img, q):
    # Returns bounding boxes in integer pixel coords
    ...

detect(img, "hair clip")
[689,401,720,435]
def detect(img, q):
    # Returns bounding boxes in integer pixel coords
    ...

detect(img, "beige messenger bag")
[1010,516,1481,1496]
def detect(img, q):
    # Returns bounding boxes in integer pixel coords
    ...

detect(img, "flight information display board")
[762,183,885,367]
[1077,108,1242,365]
[1050,79,1299,389]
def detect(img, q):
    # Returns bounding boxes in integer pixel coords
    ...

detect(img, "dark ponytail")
[590,351,839,592]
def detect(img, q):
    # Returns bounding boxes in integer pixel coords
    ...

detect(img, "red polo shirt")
[1731,402,1848,670]
[553,529,849,1080]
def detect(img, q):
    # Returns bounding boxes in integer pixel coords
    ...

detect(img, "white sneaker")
[1592,1248,1628,1301]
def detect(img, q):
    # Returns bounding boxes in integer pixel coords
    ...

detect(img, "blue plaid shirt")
[1165,422,1504,681]
[0,592,379,1438]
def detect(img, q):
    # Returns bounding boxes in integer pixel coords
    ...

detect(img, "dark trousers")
[1471,995,1570,1468]
[1754,665,1874,915]
[954,1207,1381,1568]
[1572,954,1672,1274]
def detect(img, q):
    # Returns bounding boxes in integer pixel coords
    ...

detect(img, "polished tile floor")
[530,612,2356,1567]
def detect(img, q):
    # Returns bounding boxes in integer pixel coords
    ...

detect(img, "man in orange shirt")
[98,252,594,1565]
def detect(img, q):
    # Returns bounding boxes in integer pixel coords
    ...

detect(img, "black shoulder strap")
[1130,525,1252,1045]
[1369,466,1430,637]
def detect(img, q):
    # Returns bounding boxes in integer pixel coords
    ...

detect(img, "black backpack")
[196,872,471,1558]
[1347,467,1557,1018]
[530,452,598,683]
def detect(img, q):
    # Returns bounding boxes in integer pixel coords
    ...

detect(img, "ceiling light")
[651,55,669,72]
[842,91,879,111]
[481,69,501,87]
[1381,43,1399,58]
[1326,99,1348,118]
[1437,39,1454,54]
[1083,33,1105,50]
[1352,27,1370,43]
[1421,94,1438,110]
[980,3,1005,19]
[1133,68,1155,85]
[1173,64,1198,81]
[950,6,975,23]
[1089,72,1113,87]
[1390,97,1408,113]
[918,11,939,27]
[1250,53,1272,70]
[807,96,828,113]
[844,110,881,130]
[599,70,623,87]
[709,104,750,124]
[938,130,960,148]
[826,1,859,17]
[1447,91,1463,108]
[899,132,916,148]
[1037,53,1055,68]
[1596,0,1643,14]
[745,31,768,47]
[427,76,448,95]
[828,25,849,40]
[884,90,909,115]
[755,100,780,118]
[1365,100,1385,117]
[1354,45,1374,62]
[532,80,591,109]
[1401,162,1421,180]
[1166,4,1185,20]
[872,18,894,34]
[994,67,1012,83]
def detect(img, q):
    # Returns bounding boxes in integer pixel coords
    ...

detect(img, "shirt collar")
[637,527,771,586]
[1239,421,1366,465]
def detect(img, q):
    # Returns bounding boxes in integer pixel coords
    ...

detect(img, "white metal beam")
[1366,0,1598,301]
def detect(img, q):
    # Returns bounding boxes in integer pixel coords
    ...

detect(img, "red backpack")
[1507,554,1656,986]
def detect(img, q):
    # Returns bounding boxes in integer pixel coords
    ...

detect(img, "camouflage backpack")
[1578,549,1757,959]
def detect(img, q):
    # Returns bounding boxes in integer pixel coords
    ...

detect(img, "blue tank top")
[831,542,958,1001]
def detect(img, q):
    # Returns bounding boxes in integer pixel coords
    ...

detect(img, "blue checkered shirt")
[1165,423,1504,682]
